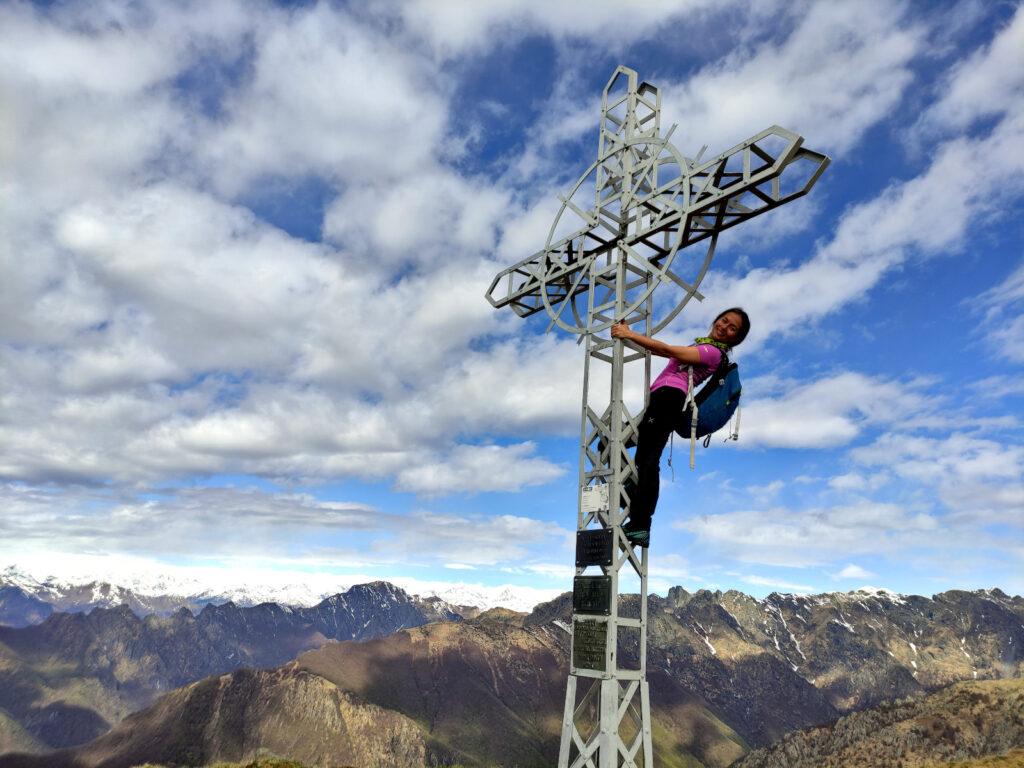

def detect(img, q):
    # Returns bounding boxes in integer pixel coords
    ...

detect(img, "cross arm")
[630,125,830,251]
[485,224,615,316]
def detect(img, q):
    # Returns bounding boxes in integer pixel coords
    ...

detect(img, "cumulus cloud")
[394,442,566,495]
[52,183,349,374]
[0,332,583,487]
[736,372,937,449]
[201,3,447,193]
[508,1,922,170]
[851,432,1024,528]
[833,564,876,580]
[679,502,940,567]
[661,0,923,156]
[323,170,511,271]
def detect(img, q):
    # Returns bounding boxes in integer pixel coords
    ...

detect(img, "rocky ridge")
[733,677,1024,767]
[0,589,52,630]
[660,587,1024,711]
[8,587,1024,768]
[0,582,460,752]
[1,585,1022,766]
[0,666,427,768]
[0,566,501,622]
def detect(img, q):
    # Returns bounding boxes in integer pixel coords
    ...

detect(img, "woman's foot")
[622,520,650,547]
[625,529,649,547]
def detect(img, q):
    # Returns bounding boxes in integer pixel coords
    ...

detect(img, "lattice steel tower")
[487,66,829,768]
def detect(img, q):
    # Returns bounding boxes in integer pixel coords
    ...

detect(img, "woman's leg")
[628,387,684,533]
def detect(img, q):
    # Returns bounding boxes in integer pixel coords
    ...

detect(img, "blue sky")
[1,0,1022,608]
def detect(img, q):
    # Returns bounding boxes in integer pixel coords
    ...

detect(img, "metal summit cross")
[486,66,829,768]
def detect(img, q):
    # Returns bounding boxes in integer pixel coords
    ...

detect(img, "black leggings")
[629,387,691,529]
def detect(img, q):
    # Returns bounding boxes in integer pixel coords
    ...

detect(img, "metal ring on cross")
[538,134,716,336]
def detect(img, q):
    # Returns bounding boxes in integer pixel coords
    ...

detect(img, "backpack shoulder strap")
[694,348,733,407]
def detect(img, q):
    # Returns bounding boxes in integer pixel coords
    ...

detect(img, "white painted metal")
[486,66,829,766]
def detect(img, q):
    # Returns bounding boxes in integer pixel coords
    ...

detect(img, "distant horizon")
[4,557,1020,617]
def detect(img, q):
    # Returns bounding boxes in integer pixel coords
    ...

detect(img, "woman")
[610,308,750,547]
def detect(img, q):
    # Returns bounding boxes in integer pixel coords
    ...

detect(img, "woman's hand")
[611,322,632,340]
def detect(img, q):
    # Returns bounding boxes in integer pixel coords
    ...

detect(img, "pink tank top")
[650,344,723,394]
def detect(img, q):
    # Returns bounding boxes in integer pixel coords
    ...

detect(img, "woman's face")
[711,311,743,344]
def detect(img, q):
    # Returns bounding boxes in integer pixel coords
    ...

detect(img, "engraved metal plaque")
[575,527,614,567]
[573,575,612,616]
[580,484,609,513]
[572,619,607,671]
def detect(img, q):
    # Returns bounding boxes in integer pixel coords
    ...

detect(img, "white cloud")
[0,2,250,219]
[398,0,736,57]
[653,553,703,584]
[394,442,566,495]
[0,483,377,557]
[828,472,890,492]
[52,182,350,374]
[375,509,571,567]
[974,262,1024,363]
[737,372,936,449]
[968,375,1024,400]
[852,433,1024,484]
[851,432,1024,528]
[740,574,814,594]
[0,329,585,488]
[747,479,784,497]
[202,3,447,193]
[0,482,571,570]
[834,563,876,580]
[2,0,1022,600]
[661,0,923,156]
[323,169,512,272]
[678,502,939,567]
[916,4,1024,136]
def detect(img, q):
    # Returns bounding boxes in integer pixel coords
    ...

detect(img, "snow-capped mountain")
[0,558,558,620]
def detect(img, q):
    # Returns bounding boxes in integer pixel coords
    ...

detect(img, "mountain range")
[0,581,461,753]
[0,581,1021,766]
[0,564,528,618]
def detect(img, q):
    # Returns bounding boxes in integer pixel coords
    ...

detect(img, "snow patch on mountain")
[1,555,558,613]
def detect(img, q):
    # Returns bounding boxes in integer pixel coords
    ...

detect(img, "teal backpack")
[675,353,742,469]
[691,354,741,439]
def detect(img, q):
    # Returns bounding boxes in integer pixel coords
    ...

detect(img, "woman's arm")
[610,322,702,365]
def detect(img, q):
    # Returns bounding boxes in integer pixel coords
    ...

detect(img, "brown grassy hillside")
[734,678,1024,768]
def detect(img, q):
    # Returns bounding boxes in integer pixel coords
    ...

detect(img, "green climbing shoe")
[623,525,650,548]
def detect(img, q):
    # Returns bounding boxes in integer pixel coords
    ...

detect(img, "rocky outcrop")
[0,666,426,768]
[0,589,52,629]
[659,587,1024,713]
[733,677,1024,767]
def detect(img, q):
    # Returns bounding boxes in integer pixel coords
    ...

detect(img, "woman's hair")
[715,307,751,347]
